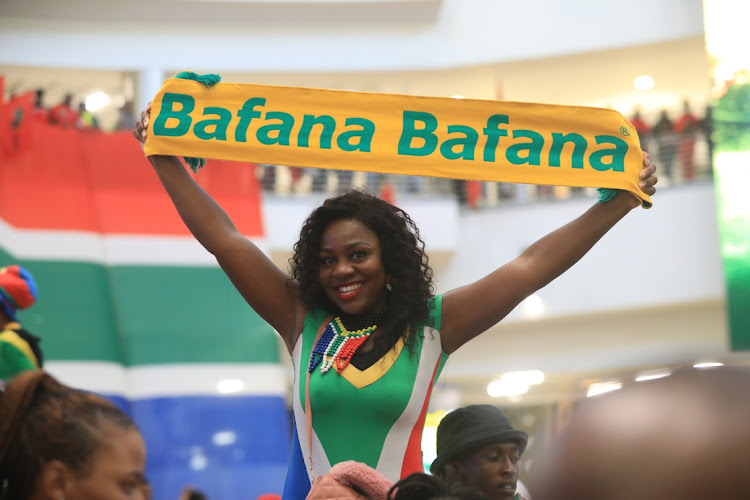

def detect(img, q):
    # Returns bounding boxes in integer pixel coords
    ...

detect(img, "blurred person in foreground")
[389,472,490,500]
[179,486,208,500]
[0,265,42,385]
[431,405,529,500]
[0,370,148,500]
[535,366,750,500]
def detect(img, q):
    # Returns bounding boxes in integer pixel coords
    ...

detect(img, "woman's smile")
[319,218,388,314]
[335,281,364,300]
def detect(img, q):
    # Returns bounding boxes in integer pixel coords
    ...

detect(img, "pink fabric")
[329,461,393,500]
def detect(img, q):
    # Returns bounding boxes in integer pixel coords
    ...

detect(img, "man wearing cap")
[431,404,529,500]
[0,265,43,383]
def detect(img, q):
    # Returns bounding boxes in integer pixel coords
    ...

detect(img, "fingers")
[133,105,152,144]
[133,119,147,143]
[639,175,657,195]
[639,165,658,194]
[640,162,657,179]
[637,150,657,195]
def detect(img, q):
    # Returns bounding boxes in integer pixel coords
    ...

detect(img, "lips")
[497,482,517,496]
[335,281,363,301]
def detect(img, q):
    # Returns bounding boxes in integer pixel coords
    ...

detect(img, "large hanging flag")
[144,73,653,207]
[0,122,286,500]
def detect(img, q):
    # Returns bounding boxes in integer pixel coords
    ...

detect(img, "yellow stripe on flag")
[144,79,652,207]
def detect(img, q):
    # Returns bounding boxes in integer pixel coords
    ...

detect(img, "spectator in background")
[32,88,48,122]
[0,265,42,385]
[48,93,78,128]
[116,101,137,131]
[652,110,678,182]
[77,101,101,131]
[431,405,530,500]
[674,99,700,181]
[629,108,651,152]
[700,104,714,171]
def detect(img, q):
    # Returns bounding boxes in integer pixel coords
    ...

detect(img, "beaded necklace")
[308,310,384,374]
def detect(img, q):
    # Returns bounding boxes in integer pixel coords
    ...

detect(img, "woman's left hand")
[619,151,658,210]
[639,151,658,197]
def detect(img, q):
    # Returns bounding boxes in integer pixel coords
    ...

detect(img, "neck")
[337,309,385,332]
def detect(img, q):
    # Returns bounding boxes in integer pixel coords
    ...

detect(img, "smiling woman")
[133,97,657,499]
[0,370,148,500]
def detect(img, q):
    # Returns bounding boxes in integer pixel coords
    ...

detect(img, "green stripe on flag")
[0,248,123,362]
[0,248,278,365]
[109,266,278,365]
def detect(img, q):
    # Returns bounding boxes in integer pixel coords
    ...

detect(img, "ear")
[443,462,465,486]
[36,460,72,500]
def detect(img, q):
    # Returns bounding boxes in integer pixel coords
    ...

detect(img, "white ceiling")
[0,0,443,24]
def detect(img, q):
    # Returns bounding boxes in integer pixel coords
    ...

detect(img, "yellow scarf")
[144,76,652,207]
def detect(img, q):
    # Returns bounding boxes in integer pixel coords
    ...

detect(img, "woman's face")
[67,425,148,500]
[318,218,388,315]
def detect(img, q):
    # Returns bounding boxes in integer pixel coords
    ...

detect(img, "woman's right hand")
[133,103,152,148]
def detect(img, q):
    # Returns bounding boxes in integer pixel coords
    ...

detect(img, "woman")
[0,370,148,500]
[134,106,657,499]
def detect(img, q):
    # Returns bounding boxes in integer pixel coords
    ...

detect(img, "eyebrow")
[320,241,375,252]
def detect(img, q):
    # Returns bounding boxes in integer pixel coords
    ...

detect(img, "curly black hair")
[388,473,492,500]
[289,189,434,352]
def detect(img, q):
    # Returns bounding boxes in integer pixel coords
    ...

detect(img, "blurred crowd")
[5,86,137,133]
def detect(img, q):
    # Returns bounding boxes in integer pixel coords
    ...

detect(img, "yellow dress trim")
[324,335,406,389]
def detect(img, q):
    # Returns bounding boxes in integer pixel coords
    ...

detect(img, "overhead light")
[487,379,529,397]
[635,370,671,382]
[487,370,544,398]
[522,294,545,318]
[694,361,724,369]
[212,430,237,446]
[451,95,465,99]
[85,91,111,112]
[189,447,208,471]
[501,370,545,386]
[586,381,622,397]
[189,454,208,471]
[633,75,655,90]
[217,378,244,394]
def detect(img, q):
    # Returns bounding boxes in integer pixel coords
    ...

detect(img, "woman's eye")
[352,251,366,260]
[320,256,335,265]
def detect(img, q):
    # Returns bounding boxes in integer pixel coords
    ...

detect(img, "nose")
[332,259,354,278]
[499,457,518,476]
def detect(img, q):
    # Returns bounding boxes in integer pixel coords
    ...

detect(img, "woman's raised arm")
[135,106,305,351]
[439,154,658,354]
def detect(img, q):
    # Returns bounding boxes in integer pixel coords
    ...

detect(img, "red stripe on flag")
[0,124,264,237]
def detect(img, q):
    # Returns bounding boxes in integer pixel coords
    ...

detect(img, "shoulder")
[304,308,332,328]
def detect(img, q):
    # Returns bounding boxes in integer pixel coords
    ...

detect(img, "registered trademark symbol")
[619,126,630,136]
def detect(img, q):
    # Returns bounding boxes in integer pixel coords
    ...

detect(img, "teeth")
[338,283,362,293]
